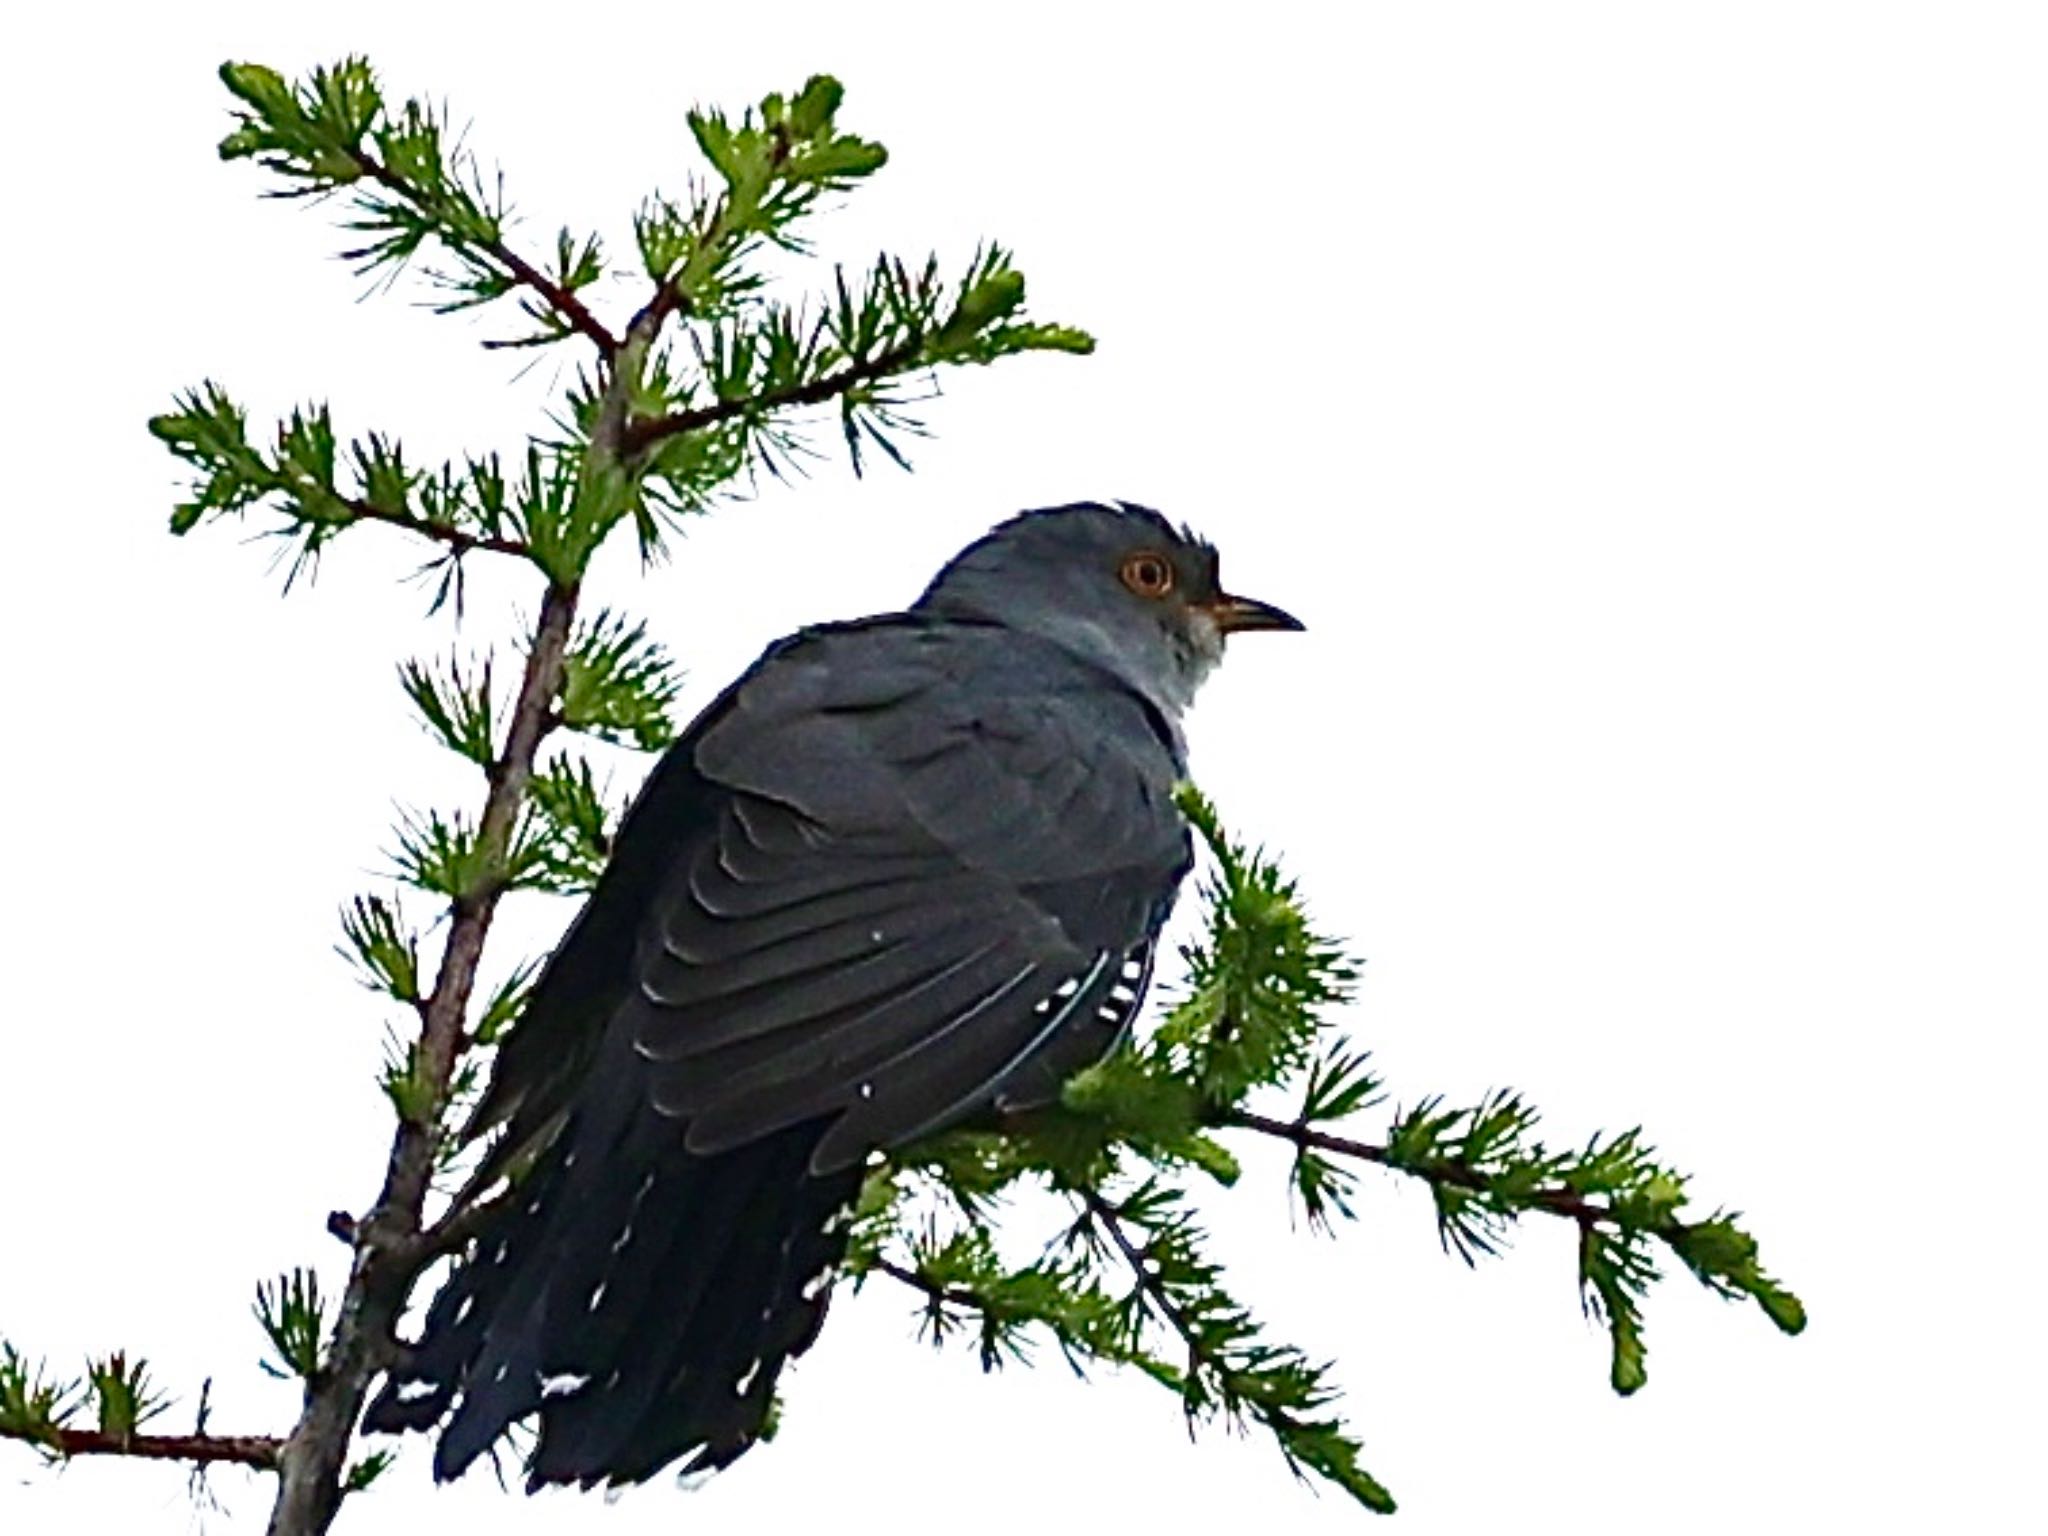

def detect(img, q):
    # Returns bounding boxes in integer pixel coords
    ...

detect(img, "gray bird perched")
[364,500,1301,1487]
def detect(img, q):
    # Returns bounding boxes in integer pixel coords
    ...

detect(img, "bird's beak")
[1206,592,1305,635]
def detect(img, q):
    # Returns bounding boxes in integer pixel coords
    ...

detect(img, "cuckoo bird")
[364,500,1301,1487]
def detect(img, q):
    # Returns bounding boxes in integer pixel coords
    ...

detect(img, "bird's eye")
[1119,552,1175,599]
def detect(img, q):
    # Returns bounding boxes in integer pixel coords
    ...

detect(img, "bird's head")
[915,501,1302,716]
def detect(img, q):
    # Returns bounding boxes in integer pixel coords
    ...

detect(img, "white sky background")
[1,3,2042,1532]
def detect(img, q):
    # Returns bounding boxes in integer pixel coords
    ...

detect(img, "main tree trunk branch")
[264,576,580,1536]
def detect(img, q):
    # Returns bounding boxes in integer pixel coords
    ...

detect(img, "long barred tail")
[363,1070,862,1487]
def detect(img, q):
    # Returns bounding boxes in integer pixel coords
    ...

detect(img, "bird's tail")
[363,1073,862,1488]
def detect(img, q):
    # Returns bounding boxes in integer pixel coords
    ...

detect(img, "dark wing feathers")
[371,617,1191,1485]
[619,628,1185,1155]
[986,940,1161,1117]
[816,948,1115,1167]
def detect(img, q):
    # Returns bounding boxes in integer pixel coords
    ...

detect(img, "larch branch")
[264,577,579,1536]
[1076,1188,1208,1366]
[617,342,926,458]
[1220,1108,1643,1233]
[346,497,533,562]
[344,150,620,359]
[2,1423,281,1471]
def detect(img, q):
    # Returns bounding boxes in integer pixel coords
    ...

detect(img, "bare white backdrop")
[2,4,2041,1533]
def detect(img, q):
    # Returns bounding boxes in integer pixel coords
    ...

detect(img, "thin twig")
[618,343,925,458]
[5,1425,282,1471]
[1218,1108,1625,1232]
[617,123,794,353]
[864,1255,984,1312]
[346,498,533,561]
[345,151,621,359]
[1076,1188,1208,1364]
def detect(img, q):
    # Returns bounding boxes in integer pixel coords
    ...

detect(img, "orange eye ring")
[1119,551,1176,599]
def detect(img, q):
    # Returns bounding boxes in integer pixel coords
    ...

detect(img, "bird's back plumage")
[366,606,1192,1484]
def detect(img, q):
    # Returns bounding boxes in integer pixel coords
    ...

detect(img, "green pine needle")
[253,1271,327,1382]
[85,1354,169,1441]
[337,893,422,1004]
[400,653,498,767]
[0,1344,78,1449]
[558,611,681,751]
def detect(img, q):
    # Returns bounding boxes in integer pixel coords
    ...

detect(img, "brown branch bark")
[1076,1188,1209,1364]
[616,342,926,459]
[345,498,533,562]
[7,1424,281,1471]
[863,1256,985,1312]
[264,577,579,1536]
[1218,1108,1627,1231]
[345,150,621,359]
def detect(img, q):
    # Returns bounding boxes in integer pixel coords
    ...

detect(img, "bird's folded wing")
[634,626,1189,1171]
[468,621,1189,1181]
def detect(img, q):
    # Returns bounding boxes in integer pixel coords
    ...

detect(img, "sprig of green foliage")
[401,653,498,768]
[0,1348,190,1452]
[342,1447,397,1493]
[160,58,1091,598]
[338,894,423,1007]
[557,612,681,751]
[216,59,613,351]
[85,1353,170,1442]
[253,1271,328,1383]
[516,754,617,896]
[849,787,1806,1513]
[1153,786,1359,1106]
[635,75,886,314]
[150,392,536,592]
[0,1345,77,1451]
[858,1222,1133,1375]
[1087,1182,1396,1512]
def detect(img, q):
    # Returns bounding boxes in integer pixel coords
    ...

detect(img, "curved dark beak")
[1208,592,1305,635]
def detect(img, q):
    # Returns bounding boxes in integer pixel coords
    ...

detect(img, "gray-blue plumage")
[363,501,1300,1488]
